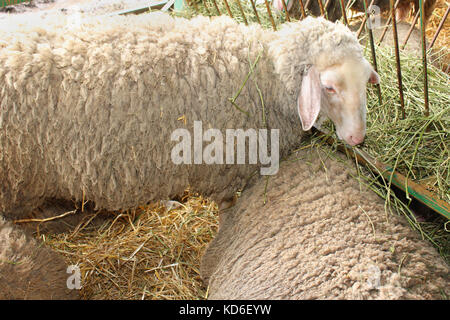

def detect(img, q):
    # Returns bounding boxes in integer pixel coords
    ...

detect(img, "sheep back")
[201,146,449,299]
[0,13,305,216]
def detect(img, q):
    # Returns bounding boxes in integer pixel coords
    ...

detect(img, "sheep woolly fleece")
[201,147,449,299]
[0,12,364,216]
[0,217,79,299]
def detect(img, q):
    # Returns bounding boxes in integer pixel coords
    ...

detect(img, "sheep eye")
[325,86,336,94]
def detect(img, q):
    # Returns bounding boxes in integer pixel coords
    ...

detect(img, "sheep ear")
[368,70,380,84]
[298,66,321,131]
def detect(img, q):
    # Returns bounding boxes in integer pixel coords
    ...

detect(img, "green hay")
[363,46,449,203]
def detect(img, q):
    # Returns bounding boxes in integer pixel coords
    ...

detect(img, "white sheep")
[0,12,378,218]
[201,146,449,299]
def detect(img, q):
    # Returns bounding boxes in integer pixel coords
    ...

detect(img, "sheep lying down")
[0,217,79,299]
[201,146,449,299]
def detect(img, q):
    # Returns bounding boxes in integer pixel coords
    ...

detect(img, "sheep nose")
[349,135,365,146]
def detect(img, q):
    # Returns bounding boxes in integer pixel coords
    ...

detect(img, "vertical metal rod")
[377,0,400,46]
[419,0,429,116]
[357,16,368,38]
[222,0,234,18]
[280,0,291,21]
[345,0,353,10]
[304,0,312,10]
[235,0,248,25]
[428,4,449,50]
[357,0,375,39]
[377,16,392,45]
[211,0,221,15]
[323,0,331,19]
[249,0,262,25]
[363,0,382,105]
[390,0,406,119]
[339,0,349,25]
[264,0,277,30]
[401,9,420,49]
[298,0,306,19]
[317,0,325,16]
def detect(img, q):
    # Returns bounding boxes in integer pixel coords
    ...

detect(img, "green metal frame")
[0,0,30,7]
[174,0,185,11]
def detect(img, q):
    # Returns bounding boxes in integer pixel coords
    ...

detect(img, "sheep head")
[298,55,380,146]
[268,17,380,146]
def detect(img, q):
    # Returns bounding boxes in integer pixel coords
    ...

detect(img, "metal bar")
[161,0,176,11]
[377,16,392,45]
[363,0,382,105]
[345,0,353,10]
[339,0,349,25]
[401,9,420,49]
[315,129,450,220]
[356,0,375,39]
[281,0,291,21]
[264,0,277,30]
[235,0,248,25]
[304,0,312,10]
[390,0,406,119]
[377,0,400,46]
[428,4,450,50]
[419,0,429,116]
[323,0,331,20]
[211,0,221,15]
[105,1,168,16]
[357,15,368,38]
[249,0,262,24]
[223,0,234,18]
[0,0,30,6]
[298,0,306,19]
[317,0,325,16]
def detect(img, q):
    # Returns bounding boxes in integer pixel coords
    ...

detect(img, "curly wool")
[201,147,449,300]
[0,12,364,217]
[0,217,79,299]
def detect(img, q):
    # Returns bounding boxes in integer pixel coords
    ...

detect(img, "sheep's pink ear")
[298,66,321,131]
[369,70,380,84]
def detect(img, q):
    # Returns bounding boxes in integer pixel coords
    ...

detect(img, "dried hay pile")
[426,0,449,70]
[45,193,218,299]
